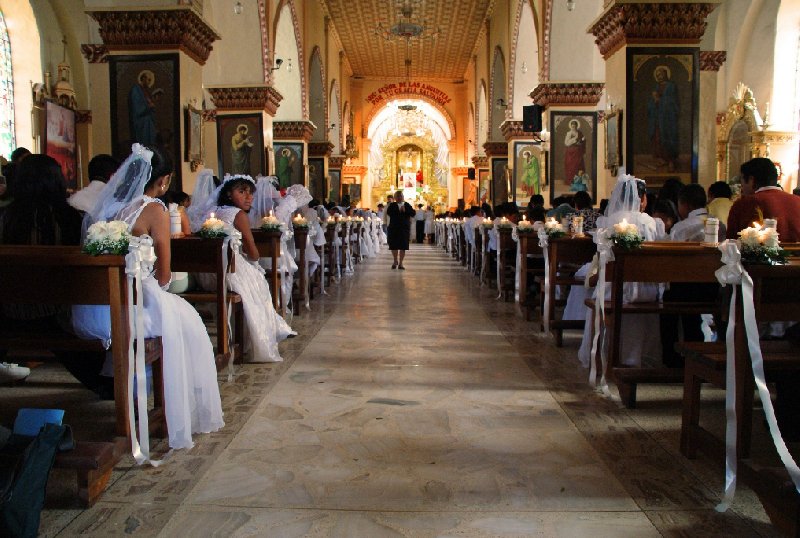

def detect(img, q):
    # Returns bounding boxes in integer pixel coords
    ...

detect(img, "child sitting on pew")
[189,173,295,363]
[72,144,223,453]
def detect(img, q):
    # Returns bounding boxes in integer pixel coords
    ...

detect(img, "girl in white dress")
[189,174,295,362]
[73,144,224,453]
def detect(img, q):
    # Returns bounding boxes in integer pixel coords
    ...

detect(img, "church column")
[588,1,719,197]
[86,6,220,193]
[205,85,283,181]
[529,83,604,201]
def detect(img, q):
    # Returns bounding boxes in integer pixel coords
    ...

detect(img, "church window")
[0,9,14,160]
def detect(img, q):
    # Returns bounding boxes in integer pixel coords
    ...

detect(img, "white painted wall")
[204,0,262,86]
[511,0,538,119]
[550,0,603,81]
[273,3,302,120]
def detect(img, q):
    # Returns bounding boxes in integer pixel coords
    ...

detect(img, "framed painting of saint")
[626,48,699,186]
[44,101,78,190]
[327,169,341,204]
[215,113,265,178]
[273,142,304,189]
[109,54,181,189]
[491,158,509,204]
[513,141,545,205]
[308,157,325,201]
[548,111,597,204]
[478,169,491,206]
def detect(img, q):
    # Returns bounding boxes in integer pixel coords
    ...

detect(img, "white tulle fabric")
[248,176,281,229]
[73,196,224,450]
[212,205,295,362]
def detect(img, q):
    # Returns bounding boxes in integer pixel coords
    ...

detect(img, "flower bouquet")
[738,221,787,265]
[609,218,644,251]
[84,220,130,255]
[543,217,566,239]
[199,213,228,238]
[260,213,283,232]
[516,216,534,234]
[291,214,309,230]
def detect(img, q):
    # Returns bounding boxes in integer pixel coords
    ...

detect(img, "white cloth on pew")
[73,194,224,451]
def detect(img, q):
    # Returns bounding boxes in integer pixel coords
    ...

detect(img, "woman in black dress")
[386,190,415,269]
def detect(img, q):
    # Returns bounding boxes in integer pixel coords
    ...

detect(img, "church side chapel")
[1,0,800,536]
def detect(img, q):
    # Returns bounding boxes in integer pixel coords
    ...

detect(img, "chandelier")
[374,3,440,42]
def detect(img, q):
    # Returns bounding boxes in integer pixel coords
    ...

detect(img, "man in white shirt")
[414,203,426,243]
[68,154,119,213]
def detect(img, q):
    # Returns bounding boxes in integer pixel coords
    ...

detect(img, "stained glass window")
[0,9,14,160]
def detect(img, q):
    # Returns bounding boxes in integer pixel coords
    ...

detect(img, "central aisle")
[160,245,659,536]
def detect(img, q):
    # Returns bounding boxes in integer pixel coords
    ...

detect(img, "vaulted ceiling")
[321,0,495,82]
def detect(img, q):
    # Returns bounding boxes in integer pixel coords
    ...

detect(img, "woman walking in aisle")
[386,190,415,269]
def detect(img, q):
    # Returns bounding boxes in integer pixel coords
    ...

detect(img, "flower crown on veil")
[222,173,256,186]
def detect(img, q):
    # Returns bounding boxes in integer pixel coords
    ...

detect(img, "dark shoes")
[391,263,397,269]
[398,265,405,270]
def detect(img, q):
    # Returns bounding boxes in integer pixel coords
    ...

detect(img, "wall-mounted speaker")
[467,167,476,179]
[522,104,543,133]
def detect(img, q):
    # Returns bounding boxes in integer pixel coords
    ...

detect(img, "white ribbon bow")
[538,229,551,334]
[588,229,614,391]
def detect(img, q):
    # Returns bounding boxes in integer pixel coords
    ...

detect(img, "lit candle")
[523,214,527,221]
[210,212,215,219]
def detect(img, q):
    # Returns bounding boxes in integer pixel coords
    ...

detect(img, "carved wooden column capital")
[471,156,489,168]
[206,85,283,114]
[483,142,508,157]
[699,51,727,72]
[274,121,316,142]
[80,44,109,63]
[530,82,604,107]
[309,142,335,157]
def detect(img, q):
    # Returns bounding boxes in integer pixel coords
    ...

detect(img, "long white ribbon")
[124,235,162,467]
[222,229,242,381]
[714,240,800,511]
[538,229,551,333]
[512,226,522,303]
[589,229,613,391]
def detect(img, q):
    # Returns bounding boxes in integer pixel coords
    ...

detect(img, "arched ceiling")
[321,0,494,82]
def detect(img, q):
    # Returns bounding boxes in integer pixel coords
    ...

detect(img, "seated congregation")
[0,143,385,509]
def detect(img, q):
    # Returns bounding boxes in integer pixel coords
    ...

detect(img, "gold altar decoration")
[371,131,447,208]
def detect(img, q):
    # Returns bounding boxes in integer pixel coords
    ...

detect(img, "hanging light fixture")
[233,1,243,15]
[566,0,575,11]
[375,4,440,42]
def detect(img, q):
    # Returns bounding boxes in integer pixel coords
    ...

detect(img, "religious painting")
[308,158,325,202]
[513,141,546,205]
[109,54,181,189]
[215,113,265,179]
[548,111,597,204]
[491,158,509,204]
[604,109,622,173]
[184,103,203,171]
[44,101,78,190]
[478,169,491,206]
[342,176,360,205]
[463,177,479,208]
[626,48,699,186]
[273,142,304,189]
[327,169,341,204]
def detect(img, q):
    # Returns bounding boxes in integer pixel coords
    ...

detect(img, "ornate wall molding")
[258,0,270,84]
[206,85,283,114]
[309,141,334,157]
[274,120,316,141]
[530,82,604,107]
[540,0,553,82]
[483,142,508,157]
[342,164,367,176]
[87,8,220,66]
[75,110,92,124]
[471,155,489,168]
[589,3,716,59]
[500,120,530,141]
[329,156,346,169]
[452,166,471,176]
[80,44,109,63]
[202,109,217,122]
[700,50,727,72]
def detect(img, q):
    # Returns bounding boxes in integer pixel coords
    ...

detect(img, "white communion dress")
[210,205,296,362]
[72,196,224,450]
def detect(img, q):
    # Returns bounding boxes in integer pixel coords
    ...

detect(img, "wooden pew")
[250,229,282,309]
[292,227,309,314]
[479,226,494,287]
[496,227,516,301]
[0,245,165,505]
[474,226,483,277]
[516,232,545,320]
[323,222,338,285]
[586,242,722,408]
[171,237,242,368]
[541,235,596,345]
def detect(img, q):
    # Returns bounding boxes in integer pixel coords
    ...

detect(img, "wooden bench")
[585,242,722,408]
[0,246,166,506]
[479,226,494,287]
[517,232,545,321]
[496,227,516,301]
[679,256,800,537]
[292,227,309,314]
[250,229,281,310]
[539,235,595,345]
[171,237,242,368]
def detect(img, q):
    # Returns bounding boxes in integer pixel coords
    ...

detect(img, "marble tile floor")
[23,244,788,536]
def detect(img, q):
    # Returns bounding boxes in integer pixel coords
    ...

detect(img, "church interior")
[1,0,800,536]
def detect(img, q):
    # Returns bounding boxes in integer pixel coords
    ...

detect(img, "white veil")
[82,143,154,239]
[187,173,256,232]
[275,184,313,223]
[248,175,281,228]
[603,167,646,223]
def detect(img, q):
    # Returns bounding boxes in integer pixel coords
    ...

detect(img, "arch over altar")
[367,99,450,210]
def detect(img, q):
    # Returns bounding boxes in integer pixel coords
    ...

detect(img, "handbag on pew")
[0,409,73,538]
